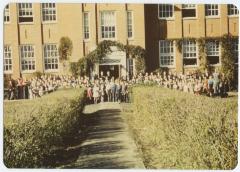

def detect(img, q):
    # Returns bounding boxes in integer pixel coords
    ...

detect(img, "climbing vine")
[70,40,146,76]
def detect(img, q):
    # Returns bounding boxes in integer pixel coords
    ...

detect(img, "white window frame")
[43,44,59,72]
[228,4,239,17]
[18,3,34,24]
[20,45,36,72]
[206,40,221,66]
[159,40,175,68]
[4,4,10,24]
[158,4,174,20]
[182,40,198,67]
[127,11,134,39]
[41,3,57,23]
[205,4,220,18]
[100,11,116,40]
[4,45,12,73]
[182,4,197,19]
[127,58,135,76]
[83,12,90,40]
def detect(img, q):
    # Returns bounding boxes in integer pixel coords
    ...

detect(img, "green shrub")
[3,89,86,168]
[126,86,237,169]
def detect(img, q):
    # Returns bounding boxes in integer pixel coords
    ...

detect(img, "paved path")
[59,102,145,169]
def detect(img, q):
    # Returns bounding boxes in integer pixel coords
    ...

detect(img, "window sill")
[83,39,90,43]
[100,38,116,41]
[209,64,221,67]
[158,17,175,21]
[127,38,134,41]
[205,16,220,19]
[160,65,175,68]
[183,65,198,68]
[21,70,36,74]
[4,22,11,24]
[4,71,13,74]
[228,15,239,18]
[18,22,34,25]
[44,69,59,73]
[42,21,58,24]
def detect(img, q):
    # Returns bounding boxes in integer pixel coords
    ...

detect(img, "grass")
[123,86,238,169]
[3,88,86,168]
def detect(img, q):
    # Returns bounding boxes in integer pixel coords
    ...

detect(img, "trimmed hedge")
[4,89,86,168]
[127,86,237,169]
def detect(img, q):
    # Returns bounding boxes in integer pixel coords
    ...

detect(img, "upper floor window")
[205,4,219,17]
[100,11,116,39]
[182,40,197,66]
[206,41,220,65]
[182,4,196,18]
[4,45,12,72]
[44,44,59,70]
[42,3,56,22]
[159,40,174,67]
[20,45,35,71]
[158,4,174,19]
[83,12,90,40]
[4,4,10,23]
[127,11,133,38]
[18,3,33,23]
[228,4,239,16]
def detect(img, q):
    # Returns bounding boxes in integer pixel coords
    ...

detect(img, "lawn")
[124,86,238,169]
[3,88,86,168]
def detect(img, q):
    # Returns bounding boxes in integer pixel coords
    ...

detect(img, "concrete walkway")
[59,102,145,169]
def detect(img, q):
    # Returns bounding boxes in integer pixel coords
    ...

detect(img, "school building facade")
[3,3,239,79]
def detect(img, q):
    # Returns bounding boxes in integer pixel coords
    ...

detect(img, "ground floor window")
[233,39,239,64]
[183,40,197,66]
[44,44,59,70]
[127,58,134,76]
[206,41,220,65]
[20,45,35,71]
[4,45,12,72]
[159,40,174,67]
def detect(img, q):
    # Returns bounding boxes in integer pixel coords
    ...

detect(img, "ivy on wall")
[70,40,146,76]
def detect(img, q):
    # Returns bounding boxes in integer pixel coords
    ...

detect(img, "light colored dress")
[93,86,99,98]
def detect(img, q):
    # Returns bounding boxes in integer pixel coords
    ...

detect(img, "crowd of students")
[5,69,230,101]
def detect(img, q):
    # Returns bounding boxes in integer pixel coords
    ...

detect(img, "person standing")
[111,79,117,102]
[213,68,220,96]
[93,83,100,104]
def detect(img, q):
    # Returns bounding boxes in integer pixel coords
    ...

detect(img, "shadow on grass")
[48,109,131,168]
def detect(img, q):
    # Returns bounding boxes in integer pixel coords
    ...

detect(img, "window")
[42,3,56,22]
[182,4,196,18]
[44,44,59,70]
[228,4,239,16]
[206,41,220,65]
[83,12,90,39]
[158,4,174,19]
[100,11,116,39]
[4,45,12,72]
[4,4,10,23]
[183,40,197,66]
[159,40,174,67]
[20,45,35,71]
[233,39,239,63]
[127,11,133,38]
[18,3,33,23]
[127,58,134,76]
[205,4,219,17]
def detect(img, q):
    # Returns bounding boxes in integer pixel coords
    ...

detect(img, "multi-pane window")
[206,41,220,65]
[44,44,59,70]
[127,58,134,77]
[42,3,57,22]
[233,39,239,63]
[158,4,174,19]
[20,45,35,71]
[18,3,33,23]
[228,4,239,16]
[4,4,10,23]
[159,40,174,67]
[4,46,12,72]
[127,11,133,38]
[205,4,219,16]
[100,11,116,39]
[83,12,90,39]
[182,4,196,18]
[183,40,197,66]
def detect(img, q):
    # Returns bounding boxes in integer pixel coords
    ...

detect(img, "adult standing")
[93,83,100,104]
[213,68,220,95]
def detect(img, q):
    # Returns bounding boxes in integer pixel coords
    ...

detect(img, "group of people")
[5,69,230,101]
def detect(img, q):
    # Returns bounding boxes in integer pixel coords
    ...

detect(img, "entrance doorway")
[99,65,120,79]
